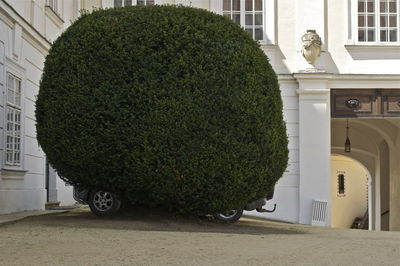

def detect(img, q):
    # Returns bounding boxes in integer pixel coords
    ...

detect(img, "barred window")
[358,0,399,42]
[114,0,155,7]
[223,0,265,41]
[338,174,345,195]
[6,74,22,166]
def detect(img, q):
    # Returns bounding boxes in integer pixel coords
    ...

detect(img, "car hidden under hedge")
[35,5,288,222]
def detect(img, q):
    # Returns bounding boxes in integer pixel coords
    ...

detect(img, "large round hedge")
[36,5,288,214]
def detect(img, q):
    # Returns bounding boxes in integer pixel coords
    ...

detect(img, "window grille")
[379,0,398,41]
[6,74,22,166]
[114,0,155,7]
[338,174,346,195]
[358,0,399,42]
[223,0,265,41]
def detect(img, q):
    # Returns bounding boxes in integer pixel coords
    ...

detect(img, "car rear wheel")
[88,190,121,216]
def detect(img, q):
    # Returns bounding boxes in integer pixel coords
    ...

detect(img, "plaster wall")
[44,15,61,43]
[271,0,400,75]
[0,15,47,214]
[0,0,80,214]
[173,0,210,9]
[273,1,296,74]
[82,0,102,11]
[331,155,368,228]
[327,0,400,74]
[31,0,45,33]
[246,78,300,223]
[56,178,75,205]
[6,0,25,18]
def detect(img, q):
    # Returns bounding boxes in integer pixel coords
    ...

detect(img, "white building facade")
[1,0,400,231]
[0,0,99,214]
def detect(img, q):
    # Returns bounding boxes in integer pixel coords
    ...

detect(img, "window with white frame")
[114,0,155,7]
[223,0,265,41]
[357,0,399,42]
[6,73,22,166]
[46,0,58,13]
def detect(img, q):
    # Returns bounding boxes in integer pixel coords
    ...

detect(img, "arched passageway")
[331,118,397,231]
[330,154,369,229]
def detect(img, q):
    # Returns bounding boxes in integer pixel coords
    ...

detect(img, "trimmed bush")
[36,5,288,214]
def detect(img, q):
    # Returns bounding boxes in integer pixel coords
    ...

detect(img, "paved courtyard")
[0,207,399,266]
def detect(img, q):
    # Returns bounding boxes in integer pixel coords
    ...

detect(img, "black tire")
[88,190,121,216]
[213,208,244,223]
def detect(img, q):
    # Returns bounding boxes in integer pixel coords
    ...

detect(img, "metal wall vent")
[311,200,328,226]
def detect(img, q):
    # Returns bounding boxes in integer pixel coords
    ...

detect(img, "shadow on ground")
[6,206,306,236]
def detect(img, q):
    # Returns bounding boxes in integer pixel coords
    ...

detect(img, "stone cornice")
[296,89,330,95]
[293,73,400,81]
[329,74,400,81]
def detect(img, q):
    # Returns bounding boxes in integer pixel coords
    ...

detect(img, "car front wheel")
[88,190,121,216]
[213,208,244,223]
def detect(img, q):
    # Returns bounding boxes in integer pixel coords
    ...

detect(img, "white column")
[368,173,373,230]
[390,144,400,231]
[296,74,331,225]
[374,161,381,230]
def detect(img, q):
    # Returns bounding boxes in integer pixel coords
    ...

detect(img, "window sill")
[344,44,400,60]
[45,6,64,29]
[345,44,400,49]
[1,168,28,180]
[260,44,278,48]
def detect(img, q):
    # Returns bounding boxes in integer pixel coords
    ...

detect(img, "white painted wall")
[0,0,80,214]
[331,155,368,228]
[246,78,300,224]
[0,10,48,214]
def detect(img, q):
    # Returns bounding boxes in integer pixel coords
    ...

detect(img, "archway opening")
[330,89,400,231]
[330,154,370,229]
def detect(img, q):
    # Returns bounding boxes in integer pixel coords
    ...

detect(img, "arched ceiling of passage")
[332,119,380,156]
[332,118,399,154]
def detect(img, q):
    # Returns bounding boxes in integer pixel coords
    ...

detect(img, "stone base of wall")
[0,189,46,215]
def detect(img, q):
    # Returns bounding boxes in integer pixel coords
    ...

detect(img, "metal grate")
[311,200,328,226]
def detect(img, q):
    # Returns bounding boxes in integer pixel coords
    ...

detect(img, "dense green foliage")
[36,5,288,214]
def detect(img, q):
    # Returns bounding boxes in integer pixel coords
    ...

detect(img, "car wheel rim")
[219,210,238,219]
[93,191,114,212]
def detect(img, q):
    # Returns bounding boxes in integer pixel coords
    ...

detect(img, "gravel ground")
[0,206,399,266]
